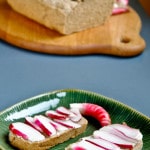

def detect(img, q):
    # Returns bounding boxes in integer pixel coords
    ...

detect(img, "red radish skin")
[70,103,111,126]
[72,146,86,150]
[9,124,28,140]
[34,119,52,136]
[25,116,43,132]
[84,137,121,150]
[56,106,72,116]
[34,115,56,136]
[46,110,67,120]
[68,140,105,150]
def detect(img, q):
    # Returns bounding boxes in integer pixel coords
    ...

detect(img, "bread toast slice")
[9,117,87,150]
[65,124,143,150]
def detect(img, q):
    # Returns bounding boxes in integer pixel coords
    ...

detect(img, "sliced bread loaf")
[7,0,114,34]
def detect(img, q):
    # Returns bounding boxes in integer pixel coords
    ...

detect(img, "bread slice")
[7,0,114,34]
[9,117,88,150]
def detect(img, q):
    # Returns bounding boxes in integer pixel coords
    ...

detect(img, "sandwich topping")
[9,106,84,142]
[66,123,143,150]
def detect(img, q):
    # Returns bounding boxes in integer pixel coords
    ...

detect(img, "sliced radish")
[113,0,129,15]
[9,122,45,142]
[110,124,143,141]
[46,117,68,131]
[70,103,111,126]
[70,108,82,122]
[66,123,143,150]
[54,119,81,128]
[34,115,56,136]
[71,146,86,150]
[46,110,67,120]
[84,136,121,150]
[9,123,28,140]
[93,130,135,149]
[100,125,137,143]
[69,140,104,150]
[25,116,43,132]
[56,106,72,116]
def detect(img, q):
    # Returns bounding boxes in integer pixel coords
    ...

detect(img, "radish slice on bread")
[93,124,143,149]
[66,124,143,150]
[9,122,45,142]
[46,110,68,120]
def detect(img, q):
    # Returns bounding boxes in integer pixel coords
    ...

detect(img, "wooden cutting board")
[0,0,146,56]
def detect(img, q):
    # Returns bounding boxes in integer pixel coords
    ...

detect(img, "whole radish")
[70,103,111,126]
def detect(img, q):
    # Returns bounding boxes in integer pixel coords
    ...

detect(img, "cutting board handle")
[0,1,146,57]
[111,33,146,56]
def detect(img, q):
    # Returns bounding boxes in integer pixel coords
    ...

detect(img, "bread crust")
[7,0,114,34]
[9,117,88,150]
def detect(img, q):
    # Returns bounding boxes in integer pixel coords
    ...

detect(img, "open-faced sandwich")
[9,106,88,150]
[8,103,143,150]
[65,124,143,150]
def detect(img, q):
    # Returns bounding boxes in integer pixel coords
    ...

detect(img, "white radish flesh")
[9,122,45,142]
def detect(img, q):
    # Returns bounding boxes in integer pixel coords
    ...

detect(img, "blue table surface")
[0,0,150,117]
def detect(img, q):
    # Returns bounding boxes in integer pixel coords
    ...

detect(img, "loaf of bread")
[7,0,114,34]
[9,117,88,150]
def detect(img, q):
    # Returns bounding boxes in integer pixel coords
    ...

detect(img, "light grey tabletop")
[0,0,150,117]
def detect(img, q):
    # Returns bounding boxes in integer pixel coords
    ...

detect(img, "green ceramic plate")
[0,89,150,150]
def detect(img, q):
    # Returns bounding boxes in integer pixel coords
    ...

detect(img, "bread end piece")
[9,117,88,150]
[7,0,114,34]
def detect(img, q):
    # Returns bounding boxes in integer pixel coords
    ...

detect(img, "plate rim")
[0,88,149,121]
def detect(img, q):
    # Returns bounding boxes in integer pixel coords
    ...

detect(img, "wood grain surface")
[0,0,146,56]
